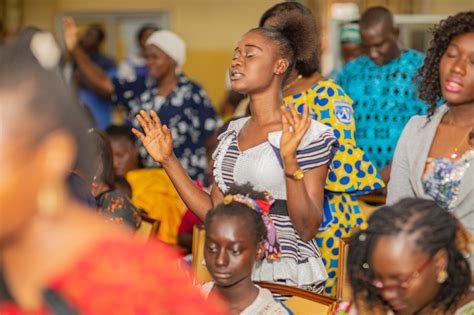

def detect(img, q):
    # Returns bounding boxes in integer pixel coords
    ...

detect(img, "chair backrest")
[192,224,213,284]
[135,214,160,242]
[336,237,352,301]
[357,195,385,219]
[256,281,338,315]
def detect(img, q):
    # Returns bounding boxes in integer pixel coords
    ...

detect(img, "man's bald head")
[359,6,401,66]
[360,6,395,31]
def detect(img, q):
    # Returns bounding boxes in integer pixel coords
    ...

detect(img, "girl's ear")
[256,241,265,261]
[274,58,289,76]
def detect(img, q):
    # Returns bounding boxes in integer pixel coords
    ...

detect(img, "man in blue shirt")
[337,7,426,183]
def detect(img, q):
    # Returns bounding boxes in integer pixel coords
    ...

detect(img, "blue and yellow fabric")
[284,79,384,297]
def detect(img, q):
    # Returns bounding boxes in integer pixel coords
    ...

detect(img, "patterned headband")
[223,193,282,260]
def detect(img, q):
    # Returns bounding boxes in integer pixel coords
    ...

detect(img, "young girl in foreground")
[202,184,291,314]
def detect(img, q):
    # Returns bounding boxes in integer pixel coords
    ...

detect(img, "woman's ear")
[434,249,448,271]
[38,131,77,180]
[274,58,289,76]
[256,241,265,261]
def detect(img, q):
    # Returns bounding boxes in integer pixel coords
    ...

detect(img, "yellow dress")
[126,168,185,245]
[284,79,385,297]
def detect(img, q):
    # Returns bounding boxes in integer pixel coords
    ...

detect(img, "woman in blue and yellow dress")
[260,2,385,297]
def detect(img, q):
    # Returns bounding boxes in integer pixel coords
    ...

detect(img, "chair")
[357,194,385,219]
[336,237,352,301]
[191,224,213,284]
[256,281,339,315]
[135,213,160,242]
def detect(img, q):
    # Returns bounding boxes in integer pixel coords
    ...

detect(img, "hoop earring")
[437,270,448,284]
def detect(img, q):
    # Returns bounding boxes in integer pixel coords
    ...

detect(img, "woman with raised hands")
[134,20,339,293]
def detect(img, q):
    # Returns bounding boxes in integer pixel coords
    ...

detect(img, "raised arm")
[63,17,114,98]
[132,111,223,221]
[280,105,327,242]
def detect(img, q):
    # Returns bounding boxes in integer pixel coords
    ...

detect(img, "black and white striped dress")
[212,117,339,291]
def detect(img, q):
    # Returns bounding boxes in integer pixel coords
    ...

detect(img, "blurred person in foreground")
[0,30,226,315]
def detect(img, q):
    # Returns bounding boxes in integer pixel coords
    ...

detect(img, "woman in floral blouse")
[63,17,220,182]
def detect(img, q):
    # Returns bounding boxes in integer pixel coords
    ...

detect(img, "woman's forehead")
[237,30,271,49]
[372,235,426,266]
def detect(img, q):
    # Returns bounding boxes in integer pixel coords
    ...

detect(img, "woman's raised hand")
[280,104,311,162]
[132,110,174,164]
[62,16,79,52]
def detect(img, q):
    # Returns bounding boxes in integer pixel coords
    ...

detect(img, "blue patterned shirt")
[336,49,427,170]
[112,74,220,182]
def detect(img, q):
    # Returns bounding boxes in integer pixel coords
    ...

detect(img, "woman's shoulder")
[96,189,133,209]
[268,119,335,150]
[455,291,474,315]
[178,73,206,92]
[404,105,448,133]
[218,117,250,138]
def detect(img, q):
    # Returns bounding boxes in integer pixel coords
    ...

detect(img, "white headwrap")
[146,30,186,67]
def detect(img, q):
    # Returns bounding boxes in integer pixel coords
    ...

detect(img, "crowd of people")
[0,2,472,314]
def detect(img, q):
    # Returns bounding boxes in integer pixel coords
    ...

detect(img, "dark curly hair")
[347,198,471,313]
[259,1,320,76]
[415,11,474,118]
[204,184,267,247]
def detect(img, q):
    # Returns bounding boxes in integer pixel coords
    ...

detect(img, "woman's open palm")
[132,110,173,163]
[280,104,311,160]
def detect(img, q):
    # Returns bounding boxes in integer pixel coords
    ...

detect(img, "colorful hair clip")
[221,192,281,260]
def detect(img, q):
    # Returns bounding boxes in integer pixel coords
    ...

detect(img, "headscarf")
[146,30,186,67]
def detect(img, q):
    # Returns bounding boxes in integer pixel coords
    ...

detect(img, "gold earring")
[37,186,63,217]
[437,270,448,284]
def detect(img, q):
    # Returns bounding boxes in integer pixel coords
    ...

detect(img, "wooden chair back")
[256,281,338,315]
[135,214,160,242]
[336,237,352,301]
[191,224,213,283]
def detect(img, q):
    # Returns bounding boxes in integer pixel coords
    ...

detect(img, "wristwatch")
[285,168,304,181]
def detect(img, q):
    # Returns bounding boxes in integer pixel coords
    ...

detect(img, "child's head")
[105,125,140,177]
[204,184,273,288]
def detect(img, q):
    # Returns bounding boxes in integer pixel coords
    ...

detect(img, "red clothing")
[0,238,227,315]
[178,209,202,234]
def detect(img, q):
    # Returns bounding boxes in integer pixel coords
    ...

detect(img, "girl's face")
[229,30,287,94]
[371,235,447,315]
[439,32,474,106]
[109,136,139,177]
[204,215,264,288]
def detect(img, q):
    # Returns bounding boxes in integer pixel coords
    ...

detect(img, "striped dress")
[212,117,339,291]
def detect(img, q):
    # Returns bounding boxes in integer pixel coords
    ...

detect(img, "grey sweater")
[387,105,473,265]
